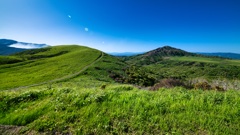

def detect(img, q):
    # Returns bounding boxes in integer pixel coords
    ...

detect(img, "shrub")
[100,84,107,90]
[151,78,185,90]
[124,66,156,86]
[212,85,225,91]
[194,81,211,90]
[109,72,125,83]
[95,67,101,70]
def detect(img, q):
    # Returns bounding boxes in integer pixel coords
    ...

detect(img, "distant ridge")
[197,52,240,60]
[0,39,26,55]
[0,39,48,55]
[0,39,18,45]
[125,46,198,65]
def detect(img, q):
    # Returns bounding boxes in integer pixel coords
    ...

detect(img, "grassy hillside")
[81,53,128,83]
[170,56,240,66]
[1,83,240,134]
[144,56,240,80]
[121,46,240,89]
[0,45,102,90]
[1,45,240,134]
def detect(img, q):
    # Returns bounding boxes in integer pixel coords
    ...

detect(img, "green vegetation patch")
[81,53,128,83]
[0,56,23,64]
[144,57,240,80]
[170,56,240,66]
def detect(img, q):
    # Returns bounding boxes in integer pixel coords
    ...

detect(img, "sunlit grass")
[1,82,240,134]
[1,46,240,134]
[0,45,101,90]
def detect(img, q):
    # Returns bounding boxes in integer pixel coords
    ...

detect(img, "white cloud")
[9,43,48,49]
[84,28,89,32]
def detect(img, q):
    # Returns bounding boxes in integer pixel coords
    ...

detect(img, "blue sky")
[1,0,240,53]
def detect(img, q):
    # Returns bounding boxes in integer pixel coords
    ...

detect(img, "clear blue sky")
[1,0,240,53]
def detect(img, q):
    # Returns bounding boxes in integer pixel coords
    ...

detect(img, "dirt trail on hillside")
[0,124,44,135]
[0,125,23,135]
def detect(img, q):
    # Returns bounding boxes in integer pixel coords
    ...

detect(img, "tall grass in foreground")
[1,84,240,134]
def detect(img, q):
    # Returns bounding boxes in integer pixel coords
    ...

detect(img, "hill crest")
[125,46,197,65]
[145,46,195,57]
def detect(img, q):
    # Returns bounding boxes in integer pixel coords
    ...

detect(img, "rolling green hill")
[2,45,239,91]
[118,46,240,89]
[0,45,102,90]
[144,56,240,80]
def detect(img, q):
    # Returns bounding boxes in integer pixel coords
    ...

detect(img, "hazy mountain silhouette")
[0,39,48,55]
[197,52,240,60]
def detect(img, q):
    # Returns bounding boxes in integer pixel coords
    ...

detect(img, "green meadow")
[1,45,240,134]
[1,82,240,134]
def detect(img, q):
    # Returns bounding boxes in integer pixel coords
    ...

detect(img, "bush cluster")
[150,78,185,90]
[150,78,227,91]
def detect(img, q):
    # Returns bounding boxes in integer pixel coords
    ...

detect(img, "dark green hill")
[146,46,195,57]
[125,46,197,65]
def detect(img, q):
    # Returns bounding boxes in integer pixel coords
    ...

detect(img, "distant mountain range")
[0,39,49,55]
[1,39,240,60]
[108,46,196,57]
[108,52,144,56]
[196,52,240,60]
[109,46,240,60]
